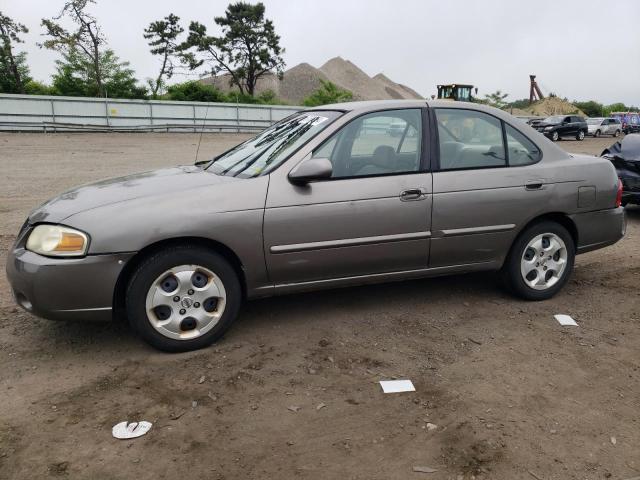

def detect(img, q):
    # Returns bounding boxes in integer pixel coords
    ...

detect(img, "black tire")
[126,245,242,352]
[594,129,601,138]
[614,129,621,137]
[500,221,575,301]
[551,131,559,142]
[576,130,585,141]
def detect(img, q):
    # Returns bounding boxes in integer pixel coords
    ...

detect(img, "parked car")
[6,100,626,352]
[532,115,588,141]
[587,117,622,137]
[602,134,640,206]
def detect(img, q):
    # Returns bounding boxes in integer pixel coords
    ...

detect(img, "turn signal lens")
[26,225,89,257]
[615,178,623,208]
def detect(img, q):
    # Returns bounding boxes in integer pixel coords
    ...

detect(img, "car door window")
[312,109,422,178]
[435,109,506,170]
[505,124,541,166]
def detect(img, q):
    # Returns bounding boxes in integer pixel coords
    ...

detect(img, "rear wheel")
[594,129,601,138]
[576,130,585,141]
[126,245,242,352]
[614,129,621,137]
[501,222,575,301]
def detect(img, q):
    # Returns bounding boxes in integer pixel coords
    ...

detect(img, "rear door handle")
[400,188,427,201]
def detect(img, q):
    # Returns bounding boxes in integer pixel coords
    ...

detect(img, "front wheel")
[550,131,559,142]
[501,222,575,301]
[576,130,585,141]
[126,245,242,352]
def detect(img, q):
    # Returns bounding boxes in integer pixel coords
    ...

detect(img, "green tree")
[24,80,56,95]
[303,80,353,107]
[484,90,509,109]
[573,100,603,117]
[166,80,226,102]
[53,48,146,99]
[144,13,184,99]
[603,102,630,116]
[182,2,285,96]
[0,11,30,93]
[41,0,109,97]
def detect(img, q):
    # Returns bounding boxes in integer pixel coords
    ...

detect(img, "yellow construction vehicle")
[436,84,475,102]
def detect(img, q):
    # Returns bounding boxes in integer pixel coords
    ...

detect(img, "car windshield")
[544,116,564,123]
[206,110,342,178]
[587,118,603,125]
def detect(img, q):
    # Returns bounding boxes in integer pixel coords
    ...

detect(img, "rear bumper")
[5,248,134,321]
[570,207,626,254]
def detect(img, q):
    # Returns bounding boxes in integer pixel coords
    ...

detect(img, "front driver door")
[264,108,432,285]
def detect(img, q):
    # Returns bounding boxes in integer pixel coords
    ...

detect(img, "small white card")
[554,314,578,326]
[379,379,415,393]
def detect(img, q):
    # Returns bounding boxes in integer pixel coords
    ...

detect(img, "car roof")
[306,99,516,115]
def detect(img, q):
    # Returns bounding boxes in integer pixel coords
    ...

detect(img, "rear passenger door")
[430,108,546,267]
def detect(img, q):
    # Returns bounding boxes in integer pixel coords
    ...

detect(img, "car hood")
[28,165,244,224]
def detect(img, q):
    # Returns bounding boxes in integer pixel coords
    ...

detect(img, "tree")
[166,80,226,102]
[573,100,603,118]
[303,80,353,107]
[144,14,184,99]
[0,11,30,93]
[41,0,109,97]
[53,47,147,99]
[182,2,285,96]
[484,90,509,109]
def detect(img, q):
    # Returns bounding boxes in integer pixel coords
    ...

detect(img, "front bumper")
[570,207,626,254]
[6,247,134,321]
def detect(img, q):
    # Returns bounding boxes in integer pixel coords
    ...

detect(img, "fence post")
[236,104,240,133]
[105,97,110,128]
[149,102,153,129]
[50,99,56,133]
[193,104,197,133]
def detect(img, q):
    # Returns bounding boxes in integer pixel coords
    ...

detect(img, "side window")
[505,124,541,166]
[434,109,505,170]
[312,109,422,178]
[564,117,572,123]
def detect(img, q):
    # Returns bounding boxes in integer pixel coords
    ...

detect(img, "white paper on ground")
[554,314,578,326]
[379,379,415,393]
[112,421,152,439]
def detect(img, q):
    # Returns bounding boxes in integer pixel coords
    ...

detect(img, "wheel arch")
[502,212,578,268]
[112,236,247,321]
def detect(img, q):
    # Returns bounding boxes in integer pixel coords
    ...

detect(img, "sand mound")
[525,97,584,116]
[202,56,423,105]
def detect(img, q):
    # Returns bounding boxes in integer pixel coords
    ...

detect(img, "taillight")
[615,178,623,207]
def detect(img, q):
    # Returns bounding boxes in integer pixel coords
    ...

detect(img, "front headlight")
[26,224,89,257]
[544,126,554,131]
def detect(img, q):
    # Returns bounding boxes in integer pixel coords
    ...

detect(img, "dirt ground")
[1,133,638,480]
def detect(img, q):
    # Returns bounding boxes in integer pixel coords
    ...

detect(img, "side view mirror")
[288,157,333,185]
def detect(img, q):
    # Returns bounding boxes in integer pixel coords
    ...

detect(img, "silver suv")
[587,117,622,137]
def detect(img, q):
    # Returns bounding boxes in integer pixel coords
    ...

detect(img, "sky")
[3,0,639,105]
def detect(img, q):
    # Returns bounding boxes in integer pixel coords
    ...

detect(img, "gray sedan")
[6,100,626,352]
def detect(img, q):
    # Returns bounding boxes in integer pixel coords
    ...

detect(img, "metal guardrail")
[0,93,302,133]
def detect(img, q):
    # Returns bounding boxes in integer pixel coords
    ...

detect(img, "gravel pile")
[203,56,423,105]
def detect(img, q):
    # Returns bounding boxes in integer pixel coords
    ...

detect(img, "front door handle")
[400,188,427,201]
[525,181,543,190]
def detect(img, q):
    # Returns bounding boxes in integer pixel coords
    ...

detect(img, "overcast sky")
[3,0,639,105]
